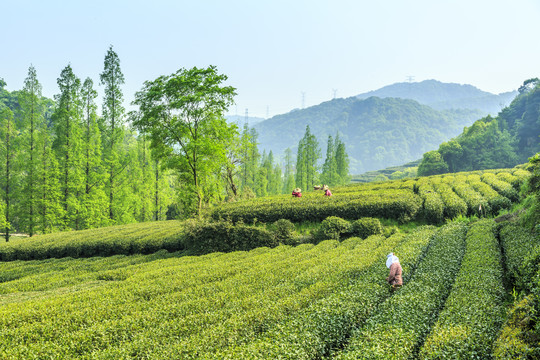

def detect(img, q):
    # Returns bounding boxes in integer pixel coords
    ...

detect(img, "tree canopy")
[133,65,237,216]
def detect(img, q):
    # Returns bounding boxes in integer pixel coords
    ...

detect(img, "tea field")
[0,167,538,359]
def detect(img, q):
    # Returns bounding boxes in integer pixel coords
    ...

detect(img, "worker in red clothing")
[323,185,332,196]
[292,188,302,197]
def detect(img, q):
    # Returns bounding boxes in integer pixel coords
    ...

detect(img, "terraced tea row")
[0,220,184,261]
[0,231,428,359]
[333,223,468,359]
[212,168,529,224]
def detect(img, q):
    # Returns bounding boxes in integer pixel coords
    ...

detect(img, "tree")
[18,65,44,236]
[52,64,83,229]
[335,134,351,184]
[321,135,338,186]
[439,140,463,173]
[282,147,295,193]
[417,150,449,176]
[0,107,16,241]
[133,65,237,216]
[296,125,321,190]
[100,45,126,221]
[80,77,108,229]
[36,129,63,233]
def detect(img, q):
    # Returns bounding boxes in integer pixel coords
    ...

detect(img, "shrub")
[419,220,506,359]
[183,219,278,254]
[493,295,539,360]
[351,217,383,238]
[316,216,351,241]
[271,219,297,245]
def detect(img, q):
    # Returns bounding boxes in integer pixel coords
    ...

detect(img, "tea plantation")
[0,167,539,359]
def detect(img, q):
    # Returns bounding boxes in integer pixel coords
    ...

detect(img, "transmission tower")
[301,91,305,109]
[332,89,337,99]
[244,108,248,126]
[406,76,415,83]
[266,106,269,119]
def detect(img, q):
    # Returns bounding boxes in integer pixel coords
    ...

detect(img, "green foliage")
[254,95,485,174]
[493,295,540,360]
[335,223,467,359]
[418,81,540,175]
[218,227,435,359]
[212,186,423,224]
[417,181,445,223]
[133,65,237,216]
[296,125,321,191]
[419,220,506,359]
[0,221,184,261]
[316,216,351,241]
[499,223,540,292]
[432,182,468,219]
[183,219,277,254]
[522,153,540,229]
[271,219,297,245]
[417,150,449,176]
[351,217,383,238]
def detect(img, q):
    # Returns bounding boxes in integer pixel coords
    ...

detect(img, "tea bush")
[183,219,277,254]
[351,217,383,238]
[333,223,467,360]
[0,221,185,261]
[419,219,506,359]
[316,216,352,241]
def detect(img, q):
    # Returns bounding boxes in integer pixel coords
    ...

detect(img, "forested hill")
[357,79,517,114]
[254,96,484,174]
[418,78,540,175]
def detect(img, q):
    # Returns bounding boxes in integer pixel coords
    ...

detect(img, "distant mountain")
[253,96,485,174]
[356,80,517,115]
[226,115,266,127]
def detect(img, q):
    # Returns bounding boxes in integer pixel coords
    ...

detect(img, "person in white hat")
[386,252,403,290]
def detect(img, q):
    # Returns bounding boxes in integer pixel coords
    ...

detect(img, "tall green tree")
[100,45,126,222]
[335,134,351,184]
[36,129,63,233]
[80,77,108,229]
[296,125,321,191]
[282,147,295,193]
[133,65,236,216]
[52,64,83,229]
[321,135,338,186]
[0,107,16,241]
[18,65,44,236]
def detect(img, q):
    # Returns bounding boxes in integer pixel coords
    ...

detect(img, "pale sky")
[2,0,540,118]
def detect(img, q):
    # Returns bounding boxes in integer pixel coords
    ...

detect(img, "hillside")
[0,167,538,358]
[356,79,517,114]
[418,79,540,175]
[254,96,484,173]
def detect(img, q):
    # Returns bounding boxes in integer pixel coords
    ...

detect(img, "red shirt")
[324,189,332,196]
[292,191,302,197]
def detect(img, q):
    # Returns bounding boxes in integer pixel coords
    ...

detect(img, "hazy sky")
[2,0,540,118]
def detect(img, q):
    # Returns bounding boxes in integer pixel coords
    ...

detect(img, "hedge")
[333,223,467,359]
[419,219,506,359]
